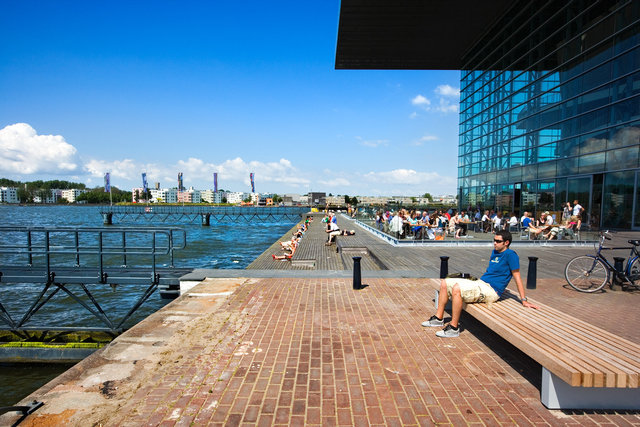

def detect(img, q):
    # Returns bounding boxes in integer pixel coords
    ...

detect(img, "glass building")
[458,1,640,229]
[336,0,639,229]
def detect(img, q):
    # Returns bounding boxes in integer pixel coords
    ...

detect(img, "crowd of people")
[272,216,312,261]
[369,199,585,241]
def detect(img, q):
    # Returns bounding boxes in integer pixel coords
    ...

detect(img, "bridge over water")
[99,205,310,224]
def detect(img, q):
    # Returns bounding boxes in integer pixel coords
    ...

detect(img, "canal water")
[0,204,298,407]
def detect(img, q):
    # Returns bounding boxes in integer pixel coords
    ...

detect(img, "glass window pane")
[579,152,606,173]
[606,146,639,171]
[602,171,635,228]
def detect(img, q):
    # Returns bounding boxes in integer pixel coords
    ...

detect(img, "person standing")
[562,202,572,221]
[572,200,584,219]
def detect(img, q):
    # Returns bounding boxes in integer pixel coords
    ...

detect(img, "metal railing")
[0,226,185,283]
[0,227,187,335]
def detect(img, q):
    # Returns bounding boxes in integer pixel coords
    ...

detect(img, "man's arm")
[512,269,539,309]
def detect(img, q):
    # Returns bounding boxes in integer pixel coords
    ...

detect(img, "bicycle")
[564,230,640,292]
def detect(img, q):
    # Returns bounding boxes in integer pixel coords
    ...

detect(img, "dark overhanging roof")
[335,0,514,70]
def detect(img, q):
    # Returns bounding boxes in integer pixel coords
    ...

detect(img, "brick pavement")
[20,276,638,426]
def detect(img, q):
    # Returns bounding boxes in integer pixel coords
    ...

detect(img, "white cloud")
[434,84,460,97]
[319,177,351,187]
[412,135,439,146]
[0,123,79,174]
[86,158,145,181]
[364,168,455,187]
[85,156,310,190]
[411,95,431,108]
[411,85,460,115]
[356,136,389,148]
[435,98,459,114]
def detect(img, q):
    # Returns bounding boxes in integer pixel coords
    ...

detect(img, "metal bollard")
[527,256,538,289]
[613,257,625,273]
[353,256,362,290]
[612,257,626,290]
[439,256,449,279]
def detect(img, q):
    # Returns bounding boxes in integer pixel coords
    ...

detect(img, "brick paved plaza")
[15,274,640,426]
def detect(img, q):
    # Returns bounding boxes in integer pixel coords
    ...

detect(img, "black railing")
[0,227,188,335]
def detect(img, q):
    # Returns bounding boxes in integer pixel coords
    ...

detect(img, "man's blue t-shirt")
[481,248,520,296]
[522,217,532,228]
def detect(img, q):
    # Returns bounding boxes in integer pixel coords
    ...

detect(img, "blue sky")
[0,1,460,196]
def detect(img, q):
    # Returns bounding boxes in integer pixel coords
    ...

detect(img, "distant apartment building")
[200,190,225,204]
[33,189,60,204]
[308,192,326,207]
[149,188,178,203]
[0,187,19,203]
[131,187,149,202]
[226,192,250,204]
[61,189,86,203]
[177,188,201,203]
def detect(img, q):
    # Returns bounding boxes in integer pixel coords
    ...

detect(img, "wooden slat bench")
[436,288,640,409]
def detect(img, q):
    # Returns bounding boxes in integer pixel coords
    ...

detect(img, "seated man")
[422,230,539,337]
[325,220,340,245]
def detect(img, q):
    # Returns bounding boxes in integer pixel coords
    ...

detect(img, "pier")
[3,214,640,425]
[99,205,309,224]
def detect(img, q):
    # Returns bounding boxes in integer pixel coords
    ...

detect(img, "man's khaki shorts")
[444,278,499,303]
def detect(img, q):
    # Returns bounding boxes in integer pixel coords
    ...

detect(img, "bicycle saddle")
[628,240,640,246]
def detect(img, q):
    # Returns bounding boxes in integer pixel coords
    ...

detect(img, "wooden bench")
[436,288,640,409]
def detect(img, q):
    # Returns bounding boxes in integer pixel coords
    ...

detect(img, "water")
[0,204,298,406]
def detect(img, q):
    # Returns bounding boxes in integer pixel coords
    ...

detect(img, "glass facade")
[458,0,640,229]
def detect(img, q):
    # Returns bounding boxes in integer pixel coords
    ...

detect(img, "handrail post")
[45,231,51,279]
[151,231,157,280]
[75,230,80,266]
[122,231,127,267]
[27,230,33,266]
[98,231,104,282]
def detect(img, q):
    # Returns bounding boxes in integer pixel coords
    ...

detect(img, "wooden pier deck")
[247,213,608,278]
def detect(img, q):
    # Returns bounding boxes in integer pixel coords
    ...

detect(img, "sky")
[0,1,461,197]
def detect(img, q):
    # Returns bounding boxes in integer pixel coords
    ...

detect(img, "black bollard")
[353,257,362,290]
[439,256,449,279]
[612,257,626,290]
[527,256,538,289]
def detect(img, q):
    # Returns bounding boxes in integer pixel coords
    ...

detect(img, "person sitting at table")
[455,210,470,238]
[492,212,503,232]
[545,215,580,240]
[508,212,518,232]
[529,211,553,239]
[481,210,491,233]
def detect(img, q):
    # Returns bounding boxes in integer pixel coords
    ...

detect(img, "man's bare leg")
[449,284,463,328]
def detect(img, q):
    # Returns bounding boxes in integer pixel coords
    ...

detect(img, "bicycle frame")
[593,233,640,284]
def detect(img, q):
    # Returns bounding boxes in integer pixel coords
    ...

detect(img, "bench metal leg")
[541,368,640,409]
[434,290,452,311]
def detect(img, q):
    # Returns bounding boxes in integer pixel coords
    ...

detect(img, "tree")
[422,193,433,201]
[272,194,282,203]
[344,195,351,205]
[17,187,32,203]
[350,196,358,206]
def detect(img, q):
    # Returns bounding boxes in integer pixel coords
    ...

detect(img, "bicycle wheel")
[565,255,609,292]
[627,257,640,283]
